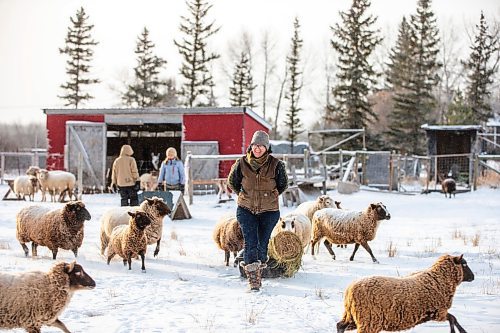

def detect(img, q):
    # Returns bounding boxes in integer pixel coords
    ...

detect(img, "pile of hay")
[268,231,303,277]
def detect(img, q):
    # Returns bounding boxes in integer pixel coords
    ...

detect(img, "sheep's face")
[65,261,96,290]
[279,216,295,233]
[65,201,91,221]
[38,169,49,180]
[128,211,152,230]
[318,195,335,208]
[454,255,475,282]
[370,202,391,221]
[146,197,171,216]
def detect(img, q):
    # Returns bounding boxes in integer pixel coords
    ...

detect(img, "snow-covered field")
[0,184,499,333]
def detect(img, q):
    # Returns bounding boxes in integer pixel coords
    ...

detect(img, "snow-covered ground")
[0,184,499,333]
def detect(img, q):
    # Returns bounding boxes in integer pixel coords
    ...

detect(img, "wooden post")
[434,156,438,190]
[388,152,393,192]
[321,153,327,194]
[473,154,479,191]
[339,149,343,180]
[0,154,5,185]
[77,153,83,200]
[185,151,193,205]
[304,149,310,179]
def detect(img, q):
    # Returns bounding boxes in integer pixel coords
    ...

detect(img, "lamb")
[106,210,152,272]
[140,171,158,191]
[212,215,244,266]
[0,261,96,333]
[442,178,456,198]
[16,201,92,259]
[337,254,475,333]
[100,196,171,257]
[294,194,339,221]
[37,169,76,202]
[310,202,391,263]
[13,175,38,201]
[271,212,311,249]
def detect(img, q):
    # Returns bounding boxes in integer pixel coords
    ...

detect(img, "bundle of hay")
[268,231,303,277]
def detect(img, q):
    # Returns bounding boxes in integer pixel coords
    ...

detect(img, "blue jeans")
[237,206,280,265]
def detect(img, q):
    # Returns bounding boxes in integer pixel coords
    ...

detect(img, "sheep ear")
[127,211,135,217]
[65,261,76,273]
[146,198,154,203]
[370,203,377,209]
[453,254,464,264]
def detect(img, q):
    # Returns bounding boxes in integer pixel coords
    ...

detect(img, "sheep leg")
[154,239,161,257]
[26,327,41,333]
[232,252,238,267]
[224,250,230,266]
[107,253,115,265]
[447,313,467,333]
[72,248,78,257]
[140,251,146,272]
[51,248,58,260]
[49,318,70,333]
[127,254,133,270]
[20,243,29,256]
[357,241,378,263]
[349,243,361,261]
[337,319,357,333]
[323,240,336,260]
[31,242,38,257]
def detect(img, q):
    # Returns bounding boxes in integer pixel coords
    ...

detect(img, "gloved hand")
[133,181,141,191]
[179,184,185,194]
[157,183,163,191]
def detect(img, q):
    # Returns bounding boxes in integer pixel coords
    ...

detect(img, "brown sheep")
[106,210,152,272]
[337,254,474,333]
[442,178,457,198]
[311,202,391,263]
[0,261,95,333]
[212,215,244,267]
[16,201,91,259]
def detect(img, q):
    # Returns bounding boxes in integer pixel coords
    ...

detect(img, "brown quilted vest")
[237,155,280,214]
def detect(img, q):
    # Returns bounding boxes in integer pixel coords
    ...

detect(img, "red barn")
[43,107,270,188]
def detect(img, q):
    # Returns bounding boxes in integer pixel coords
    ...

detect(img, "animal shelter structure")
[43,107,270,189]
[421,124,482,184]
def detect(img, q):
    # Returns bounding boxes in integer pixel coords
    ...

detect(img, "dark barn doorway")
[106,123,182,178]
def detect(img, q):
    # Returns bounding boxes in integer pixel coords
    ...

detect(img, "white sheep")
[13,175,38,201]
[100,197,171,257]
[140,172,158,191]
[212,215,244,266]
[310,202,391,263]
[37,169,76,202]
[294,194,339,221]
[337,254,475,333]
[0,261,96,333]
[16,201,92,259]
[106,210,152,272]
[271,212,311,250]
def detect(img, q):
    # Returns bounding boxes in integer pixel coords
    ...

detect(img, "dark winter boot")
[242,261,267,291]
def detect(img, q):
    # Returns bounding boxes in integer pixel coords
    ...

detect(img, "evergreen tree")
[463,12,499,124]
[386,0,441,154]
[328,0,382,132]
[229,52,256,107]
[123,27,168,108]
[445,90,475,124]
[283,17,304,152]
[174,0,220,107]
[59,7,99,108]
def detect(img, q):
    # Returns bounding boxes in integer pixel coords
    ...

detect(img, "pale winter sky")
[0,0,499,126]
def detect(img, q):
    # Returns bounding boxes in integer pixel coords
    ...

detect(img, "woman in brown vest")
[228,130,288,291]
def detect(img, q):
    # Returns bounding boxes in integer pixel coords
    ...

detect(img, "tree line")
[59,0,499,154]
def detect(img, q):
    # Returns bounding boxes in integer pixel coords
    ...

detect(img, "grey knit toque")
[251,130,270,149]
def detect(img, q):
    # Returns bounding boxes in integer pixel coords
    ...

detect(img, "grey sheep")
[16,201,91,259]
[100,197,171,257]
[212,215,244,267]
[337,254,474,333]
[0,261,96,333]
[310,202,391,263]
[106,210,152,272]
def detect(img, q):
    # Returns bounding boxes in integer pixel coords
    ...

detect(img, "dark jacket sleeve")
[275,160,288,195]
[227,159,242,193]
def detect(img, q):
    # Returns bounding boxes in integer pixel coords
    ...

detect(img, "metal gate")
[65,121,107,189]
[181,141,219,180]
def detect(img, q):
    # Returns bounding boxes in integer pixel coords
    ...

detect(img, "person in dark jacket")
[227,130,288,291]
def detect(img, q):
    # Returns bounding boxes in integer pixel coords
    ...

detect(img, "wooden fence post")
[185,151,193,205]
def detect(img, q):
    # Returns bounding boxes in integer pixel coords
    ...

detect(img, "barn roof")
[421,124,483,131]
[43,107,271,129]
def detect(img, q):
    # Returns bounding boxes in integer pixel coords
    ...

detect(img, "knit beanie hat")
[251,130,270,150]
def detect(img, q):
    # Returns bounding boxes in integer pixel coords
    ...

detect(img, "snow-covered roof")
[421,124,483,131]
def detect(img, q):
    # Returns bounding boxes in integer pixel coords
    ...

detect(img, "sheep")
[100,196,171,257]
[37,169,76,202]
[13,175,38,201]
[212,215,244,266]
[271,212,311,250]
[337,254,475,333]
[0,261,96,333]
[140,171,158,191]
[16,201,91,259]
[310,202,391,263]
[106,210,152,272]
[442,178,456,198]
